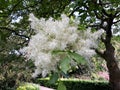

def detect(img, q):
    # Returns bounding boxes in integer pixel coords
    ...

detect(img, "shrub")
[17,83,39,90]
[35,78,111,90]
[0,55,34,90]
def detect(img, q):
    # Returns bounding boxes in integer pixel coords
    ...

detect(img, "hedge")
[35,78,112,90]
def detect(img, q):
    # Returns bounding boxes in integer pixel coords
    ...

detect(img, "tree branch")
[94,10,102,20]
[69,6,80,17]
[113,19,120,24]
[95,49,105,58]
[102,9,111,17]
[91,47,105,58]
[0,26,30,39]
[99,0,111,17]
[10,0,23,12]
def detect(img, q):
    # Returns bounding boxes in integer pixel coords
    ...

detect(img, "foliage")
[0,55,34,90]
[17,83,39,90]
[35,78,111,90]
[112,36,120,62]
[57,81,66,90]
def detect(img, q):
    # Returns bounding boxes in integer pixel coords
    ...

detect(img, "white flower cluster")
[20,13,104,77]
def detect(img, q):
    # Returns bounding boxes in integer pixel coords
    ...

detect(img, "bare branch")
[113,19,120,24]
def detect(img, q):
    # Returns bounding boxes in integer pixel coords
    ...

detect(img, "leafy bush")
[0,55,34,90]
[17,83,39,90]
[35,78,111,90]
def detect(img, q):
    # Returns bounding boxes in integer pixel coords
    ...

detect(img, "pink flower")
[98,71,109,80]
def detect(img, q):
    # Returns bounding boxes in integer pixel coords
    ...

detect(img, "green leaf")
[48,72,59,84]
[69,52,86,65]
[59,56,71,74]
[78,24,86,31]
[57,82,66,90]
[80,13,87,23]
[0,31,7,42]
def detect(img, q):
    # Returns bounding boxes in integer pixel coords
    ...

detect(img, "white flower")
[20,13,104,77]
[77,48,96,60]
[32,68,41,78]
[48,39,58,50]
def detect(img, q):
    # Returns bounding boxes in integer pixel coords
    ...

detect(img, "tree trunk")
[94,15,120,89]
[103,43,120,90]
[100,14,120,90]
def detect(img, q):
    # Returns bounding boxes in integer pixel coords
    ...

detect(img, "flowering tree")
[1,0,120,90]
[20,14,103,79]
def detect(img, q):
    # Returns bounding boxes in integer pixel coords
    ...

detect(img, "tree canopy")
[1,0,120,55]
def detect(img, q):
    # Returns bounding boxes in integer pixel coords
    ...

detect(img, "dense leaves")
[57,82,66,90]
